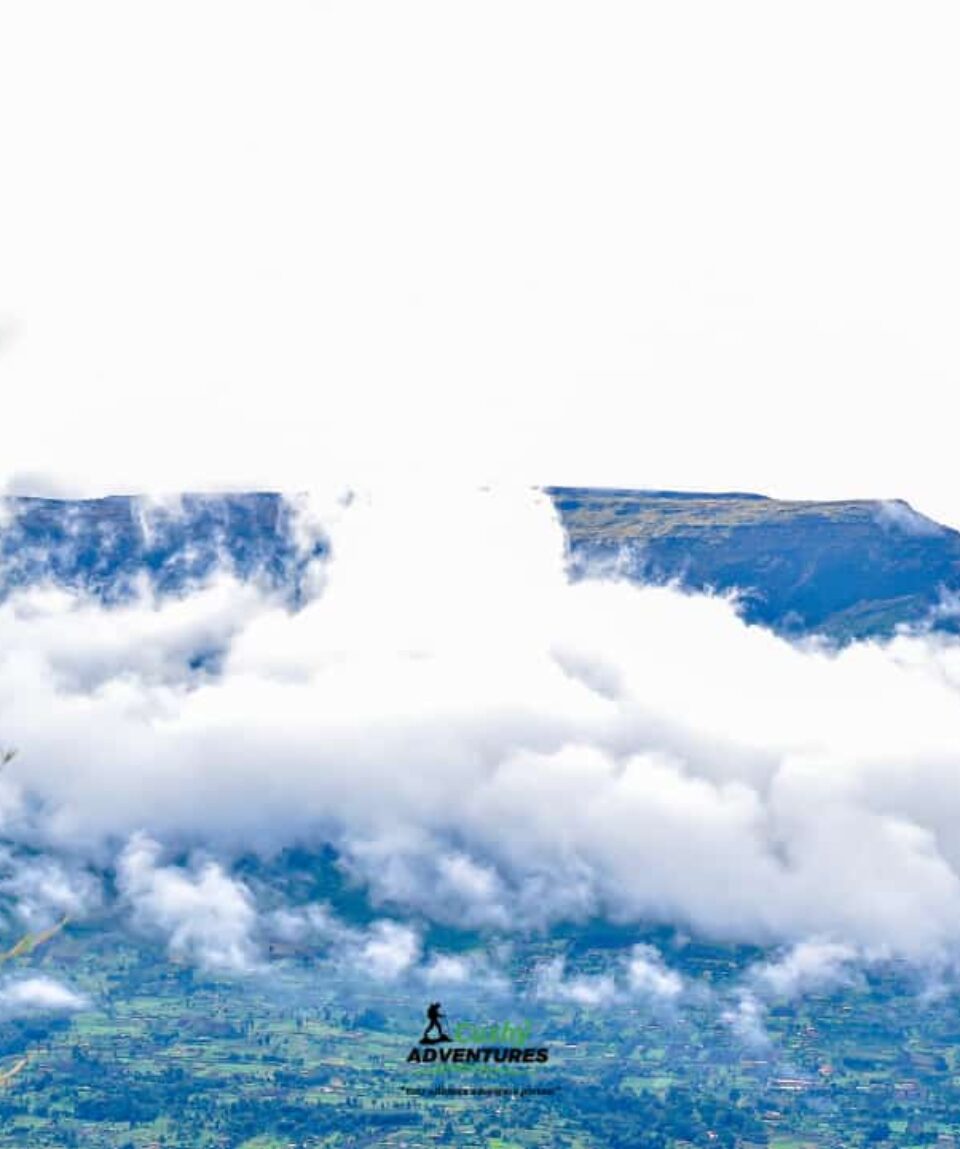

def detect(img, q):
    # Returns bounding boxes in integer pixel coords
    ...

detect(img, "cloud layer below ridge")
[2,485,960,963]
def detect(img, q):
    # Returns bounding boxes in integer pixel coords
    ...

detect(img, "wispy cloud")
[0,976,88,1017]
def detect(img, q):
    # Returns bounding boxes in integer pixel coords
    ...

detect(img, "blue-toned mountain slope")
[0,493,324,605]
[550,487,960,641]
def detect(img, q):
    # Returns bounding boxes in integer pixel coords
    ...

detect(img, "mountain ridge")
[2,488,958,642]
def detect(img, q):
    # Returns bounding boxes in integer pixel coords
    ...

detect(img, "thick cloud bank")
[3,485,960,962]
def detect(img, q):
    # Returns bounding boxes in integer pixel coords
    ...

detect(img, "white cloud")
[2,486,960,964]
[420,953,474,986]
[419,945,514,995]
[0,976,88,1017]
[626,945,684,1001]
[534,946,684,1007]
[0,576,265,693]
[534,957,619,1008]
[875,501,945,538]
[722,991,770,1050]
[264,901,426,984]
[0,850,101,929]
[750,940,862,1000]
[267,902,340,946]
[117,834,260,973]
[354,921,421,982]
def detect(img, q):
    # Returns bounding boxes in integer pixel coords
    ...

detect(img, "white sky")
[1,2,958,523]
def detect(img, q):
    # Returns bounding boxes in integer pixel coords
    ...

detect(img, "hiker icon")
[420,1002,452,1045]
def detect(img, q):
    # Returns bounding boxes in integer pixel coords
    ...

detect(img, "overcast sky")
[1,2,958,523]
